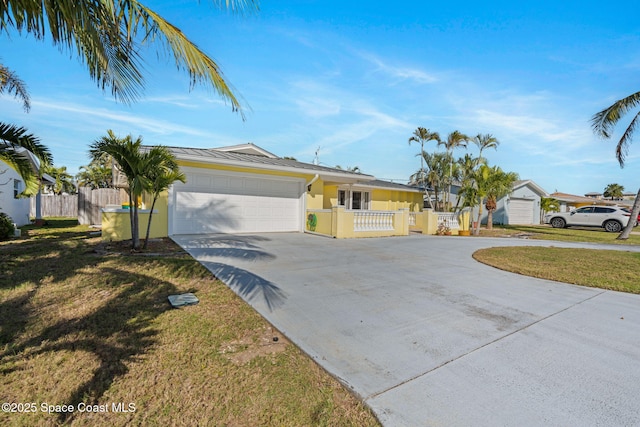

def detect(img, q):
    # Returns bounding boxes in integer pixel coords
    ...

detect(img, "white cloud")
[359,52,439,84]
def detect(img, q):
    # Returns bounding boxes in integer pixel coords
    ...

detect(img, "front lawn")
[473,224,640,293]
[0,219,379,426]
[477,224,640,245]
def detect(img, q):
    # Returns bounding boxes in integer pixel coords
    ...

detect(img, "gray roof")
[357,179,422,192]
[143,145,375,182]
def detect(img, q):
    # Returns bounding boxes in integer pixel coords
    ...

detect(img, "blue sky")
[2,1,640,195]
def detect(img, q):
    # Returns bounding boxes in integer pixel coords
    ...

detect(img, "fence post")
[78,187,90,224]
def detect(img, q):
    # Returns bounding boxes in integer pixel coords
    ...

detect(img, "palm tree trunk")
[142,196,158,250]
[487,209,494,230]
[617,188,640,240]
[127,191,135,249]
[132,204,140,250]
[474,198,483,236]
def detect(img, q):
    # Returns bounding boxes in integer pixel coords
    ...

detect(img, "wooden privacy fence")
[77,187,124,225]
[30,187,124,225]
[30,194,77,218]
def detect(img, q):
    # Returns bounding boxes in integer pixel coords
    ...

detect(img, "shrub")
[0,213,15,240]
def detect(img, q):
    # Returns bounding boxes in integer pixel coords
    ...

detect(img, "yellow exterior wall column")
[422,210,439,235]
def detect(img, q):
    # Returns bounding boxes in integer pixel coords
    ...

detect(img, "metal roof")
[355,179,422,192]
[143,145,376,183]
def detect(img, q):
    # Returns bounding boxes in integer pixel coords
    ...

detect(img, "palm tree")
[410,151,449,210]
[0,63,30,111]
[592,92,640,239]
[473,133,499,166]
[90,130,149,249]
[76,152,116,189]
[0,123,52,196]
[603,183,624,200]
[540,197,559,224]
[473,165,518,234]
[44,165,76,194]
[453,153,478,212]
[483,167,519,230]
[408,127,440,208]
[0,0,257,112]
[141,147,185,249]
[439,130,470,209]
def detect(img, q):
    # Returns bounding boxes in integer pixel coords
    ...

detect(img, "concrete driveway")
[173,233,640,426]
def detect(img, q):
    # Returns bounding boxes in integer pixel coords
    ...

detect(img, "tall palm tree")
[439,130,470,209]
[408,127,440,208]
[0,123,52,196]
[592,92,640,239]
[90,130,149,249]
[141,146,185,249]
[453,153,478,212]
[410,151,449,210]
[473,133,499,166]
[0,0,258,112]
[603,183,624,200]
[0,63,30,111]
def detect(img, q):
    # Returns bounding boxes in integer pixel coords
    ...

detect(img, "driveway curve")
[173,233,640,427]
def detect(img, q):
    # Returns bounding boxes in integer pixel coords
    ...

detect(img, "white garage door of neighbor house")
[171,169,304,234]
[509,199,534,225]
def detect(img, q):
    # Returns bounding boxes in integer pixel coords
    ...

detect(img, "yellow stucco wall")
[322,185,422,211]
[102,209,166,241]
[102,160,424,241]
[306,210,332,235]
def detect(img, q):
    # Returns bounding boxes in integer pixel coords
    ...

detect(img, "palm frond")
[615,111,640,166]
[1,0,256,110]
[0,63,31,111]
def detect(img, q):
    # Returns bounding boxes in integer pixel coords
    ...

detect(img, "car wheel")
[604,220,622,233]
[550,217,566,228]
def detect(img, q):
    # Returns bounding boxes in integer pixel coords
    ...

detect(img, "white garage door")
[509,199,534,225]
[171,168,304,234]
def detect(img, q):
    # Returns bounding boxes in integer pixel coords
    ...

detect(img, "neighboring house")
[472,179,548,225]
[585,191,637,202]
[102,143,423,240]
[550,192,622,212]
[0,159,31,226]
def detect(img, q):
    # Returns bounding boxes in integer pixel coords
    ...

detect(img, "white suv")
[544,205,631,232]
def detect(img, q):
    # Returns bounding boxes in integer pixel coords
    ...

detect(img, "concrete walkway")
[173,233,640,426]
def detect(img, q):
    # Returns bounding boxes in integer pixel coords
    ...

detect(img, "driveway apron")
[172,233,640,427]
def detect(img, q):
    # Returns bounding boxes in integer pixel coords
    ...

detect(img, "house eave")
[175,153,376,184]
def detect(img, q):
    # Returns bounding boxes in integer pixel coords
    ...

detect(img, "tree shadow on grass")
[0,229,102,348]
[2,264,180,425]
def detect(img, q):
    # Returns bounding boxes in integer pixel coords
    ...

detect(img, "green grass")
[479,224,640,245]
[473,225,640,293]
[0,219,379,427]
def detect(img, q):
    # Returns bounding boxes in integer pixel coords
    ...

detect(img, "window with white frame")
[14,179,21,199]
[337,188,370,210]
[338,190,347,206]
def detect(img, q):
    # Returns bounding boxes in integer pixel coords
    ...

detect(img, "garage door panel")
[509,199,534,225]
[172,171,302,234]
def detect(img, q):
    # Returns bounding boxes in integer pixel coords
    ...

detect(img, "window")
[351,191,370,210]
[337,188,371,209]
[338,190,347,206]
[594,207,615,214]
[13,179,21,199]
[574,207,594,214]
